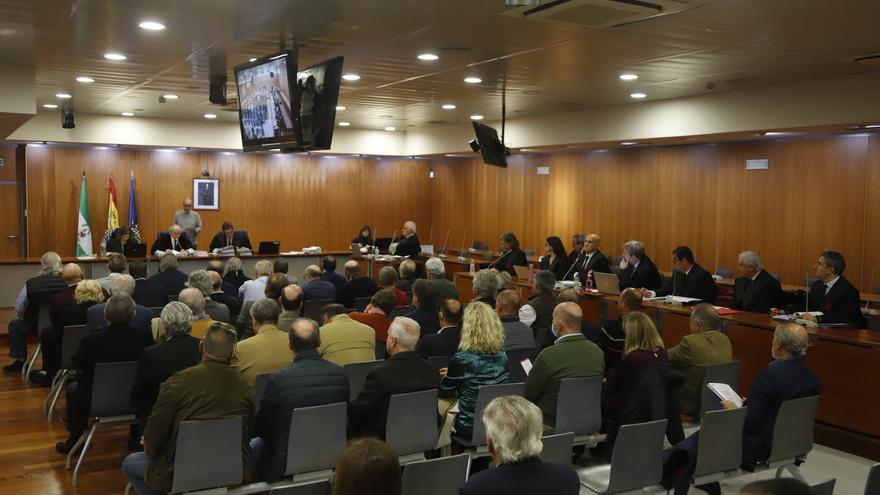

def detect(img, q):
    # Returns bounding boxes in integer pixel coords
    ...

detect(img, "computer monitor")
[258,241,280,255]
[293,56,344,151]
[234,51,300,151]
[472,121,508,167]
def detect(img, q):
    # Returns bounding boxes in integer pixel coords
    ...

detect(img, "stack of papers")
[647,296,702,304]
[303,246,322,254]
[772,311,822,322]
[708,383,742,407]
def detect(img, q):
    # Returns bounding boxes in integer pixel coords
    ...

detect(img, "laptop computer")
[513,265,530,280]
[374,237,392,254]
[124,243,147,258]
[257,241,280,255]
[593,271,621,295]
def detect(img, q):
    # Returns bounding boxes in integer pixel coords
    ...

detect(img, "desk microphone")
[439,229,450,258]
[867,263,876,310]
[487,250,511,270]
[804,267,811,313]
[562,251,583,281]
[458,230,467,262]
[713,240,720,278]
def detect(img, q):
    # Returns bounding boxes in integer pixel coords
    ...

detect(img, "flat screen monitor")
[291,56,344,151]
[472,121,508,167]
[234,51,300,151]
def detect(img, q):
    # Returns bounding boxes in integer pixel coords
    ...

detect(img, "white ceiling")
[4,0,880,131]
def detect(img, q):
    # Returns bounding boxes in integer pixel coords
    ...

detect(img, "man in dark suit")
[208,221,253,252]
[732,251,782,313]
[404,279,440,338]
[644,246,717,303]
[148,254,188,300]
[150,224,193,255]
[208,271,242,322]
[601,288,642,370]
[394,220,422,258]
[49,263,84,326]
[336,260,379,309]
[349,316,440,439]
[253,317,349,482]
[395,259,418,296]
[130,302,201,425]
[417,298,463,358]
[569,233,612,283]
[56,294,154,453]
[567,233,585,268]
[461,396,579,495]
[521,270,557,333]
[301,265,337,301]
[206,260,238,297]
[87,275,154,332]
[130,260,167,308]
[494,232,528,276]
[320,255,348,291]
[798,250,864,326]
[617,240,662,291]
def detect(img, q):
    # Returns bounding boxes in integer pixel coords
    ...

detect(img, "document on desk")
[708,383,743,407]
[646,296,702,304]
[772,311,822,322]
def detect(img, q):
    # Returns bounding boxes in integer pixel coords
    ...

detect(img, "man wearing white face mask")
[524,302,604,432]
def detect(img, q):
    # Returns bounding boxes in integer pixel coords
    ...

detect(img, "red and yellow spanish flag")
[107,176,120,231]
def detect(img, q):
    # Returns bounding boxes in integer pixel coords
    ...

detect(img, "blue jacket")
[461,457,579,495]
[86,302,154,332]
[439,350,508,437]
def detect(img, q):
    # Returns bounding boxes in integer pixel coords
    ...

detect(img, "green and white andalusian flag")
[76,173,93,256]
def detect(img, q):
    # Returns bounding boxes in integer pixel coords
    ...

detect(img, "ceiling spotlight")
[417,53,439,61]
[619,73,639,81]
[464,76,482,84]
[56,92,72,99]
[630,92,647,99]
[385,126,396,132]
[441,104,456,110]
[620,141,638,146]
[342,73,361,81]
[469,115,484,120]
[43,103,58,109]
[204,113,217,119]
[335,105,346,111]
[138,21,166,31]
[162,94,179,100]
[338,122,351,127]
[762,131,787,136]
[104,53,127,61]
[76,76,95,83]
[864,124,880,129]
[121,112,135,117]
[249,57,257,62]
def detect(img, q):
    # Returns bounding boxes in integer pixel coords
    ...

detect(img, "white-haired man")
[86,275,155,332]
[461,395,579,495]
[395,220,421,258]
[239,259,273,305]
[426,256,459,302]
[150,224,194,256]
[732,251,782,313]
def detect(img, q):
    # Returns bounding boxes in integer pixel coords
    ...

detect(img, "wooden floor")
[0,336,131,495]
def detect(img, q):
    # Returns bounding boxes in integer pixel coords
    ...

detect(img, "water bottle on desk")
[585,273,594,292]
[469,262,475,274]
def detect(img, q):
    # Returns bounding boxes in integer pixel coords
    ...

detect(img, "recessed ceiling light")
[619,73,639,81]
[342,74,361,81]
[335,105,346,111]
[55,92,72,99]
[762,131,787,136]
[630,92,647,99]
[338,122,350,127]
[204,113,217,119]
[464,77,482,84]
[43,104,58,109]
[76,76,94,83]
[620,141,638,146]
[138,21,165,31]
[470,115,484,120]
[417,53,439,61]
[441,104,456,110]
[104,53,127,61]
[121,112,135,117]
[162,94,179,100]
[249,57,257,62]
[385,126,396,132]
[864,124,880,129]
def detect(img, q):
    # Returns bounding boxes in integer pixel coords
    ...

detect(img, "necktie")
[825,284,831,295]
[227,236,232,247]
[173,239,179,251]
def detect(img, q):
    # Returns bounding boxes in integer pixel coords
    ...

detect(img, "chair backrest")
[37,304,51,331]
[149,306,164,318]
[344,360,384,401]
[171,416,243,493]
[386,389,440,456]
[692,407,747,479]
[269,479,331,495]
[540,432,574,465]
[766,395,820,464]
[254,373,270,408]
[90,361,139,417]
[555,376,603,436]
[606,419,667,494]
[354,296,372,312]
[715,268,733,279]
[811,478,836,495]
[401,453,470,495]
[471,383,526,447]
[699,361,741,417]
[286,402,347,476]
[427,355,451,370]
[303,299,333,322]
[505,349,533,384]
[865,463,880,495]
[60,325,88,369]
[390,306,412,319]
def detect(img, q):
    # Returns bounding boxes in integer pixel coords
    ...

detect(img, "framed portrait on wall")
[193,178,219,210]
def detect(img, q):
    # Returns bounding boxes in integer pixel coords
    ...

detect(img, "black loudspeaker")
[209,78,227,105]
[61,109,75,129]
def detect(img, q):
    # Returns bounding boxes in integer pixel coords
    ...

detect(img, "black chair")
[427,355,451,370]
[170,416,244,493]
[697,361,740,418]
[269,479,332,495]
[344,360,384,401]
[353,296,371,312]
[303,299,333,322]
[505,349,534,384]
[44,325,88,422]
[541,432,575,465]
[555,376,604,447]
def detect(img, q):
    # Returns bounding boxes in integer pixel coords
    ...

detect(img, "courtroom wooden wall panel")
[862,135,880,294]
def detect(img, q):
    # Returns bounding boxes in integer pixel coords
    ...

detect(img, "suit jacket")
[808,276,863,326]
[539,255,570,282]
[134,278,168,308]
[461,457,579,495]
[524,333,604,428]
[395,233,422,258]
[740,358,820,470]
[732,270,782,314]
[336,276,379,309]
[301,279,337,301]
[210,291,242,320]
[321,271,348,292]
[150,235,193,254]
[130,334,201,420]
[204,299,230,323]
[667,330,733,416]
[254,350,349,482]
[224,270,251,290]
[233,324,295,385]
[349,351,441,439]
[208,231,253,252]
[149,269,188,299]
[654,263,717,303]
[144,361,255,491]
[276,310,299,332]
[497,248,528,276]
[571,249,612,283]
[600,318,626,370]
[603,347,668,422]
[106,237,139,255]
[49,283,79,327]
[416,325,461,358]
[429,277,459,303]
[317,314,375,366]
[405,306,441,338]
[86,302,154,332]
[525,291,556,331]
[53,302,95,337]
[618,255,662,291]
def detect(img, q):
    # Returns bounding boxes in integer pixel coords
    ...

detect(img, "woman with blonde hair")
[439,301,508,444]
[43,279,106,379]
[602,311,668,422]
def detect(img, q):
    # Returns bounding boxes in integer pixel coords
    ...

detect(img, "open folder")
[708,382,743,407]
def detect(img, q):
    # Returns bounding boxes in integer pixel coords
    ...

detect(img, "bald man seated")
[569,233,612,284]
[336,260,380,309]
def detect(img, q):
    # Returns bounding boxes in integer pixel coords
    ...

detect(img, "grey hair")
[425,257,445,277]
[251,298,281,324]
[169,224,183,234]
[473,269,499,298]
[482,396,544,464]
[159,253,179,270]
[690,303,723,332]
[623,240,646,258]
[389,316,420,351]
[254,259,273,277]
[109,274,136,297]
[496,271,512,291]
[187,269,213,296]
[533,270,556,293]
[203,322,238,360]
[305,264,322,278]
[572,233,585,244]
[404,220,416,233]
[226,257,243,272]
[106,294,136,324]
[379,265,399,285]
[774,323,810,359]
[161,301,193,336]
[178,287,205,314]
[738,251,763,271]
[40,251,63,276]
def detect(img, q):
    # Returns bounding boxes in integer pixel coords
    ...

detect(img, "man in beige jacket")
[317,304,375,366]
[233,298,294,385]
